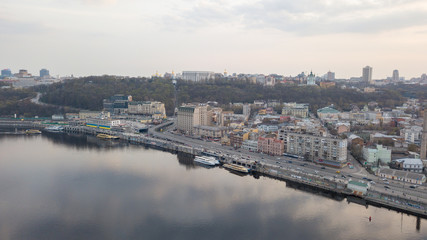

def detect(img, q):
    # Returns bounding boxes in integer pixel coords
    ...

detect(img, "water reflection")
[0,134,425,240]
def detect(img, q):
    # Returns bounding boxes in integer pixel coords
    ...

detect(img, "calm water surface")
[0,132,426,240]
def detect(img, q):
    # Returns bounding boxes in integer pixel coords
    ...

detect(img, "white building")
[182,71,215,82]
[394,158,424,173]
[362,144,391,165]
[400,126,423,143]
[257,125,279,133]
[241,140,258,152]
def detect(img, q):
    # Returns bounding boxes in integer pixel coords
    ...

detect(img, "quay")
[1,119,427,218]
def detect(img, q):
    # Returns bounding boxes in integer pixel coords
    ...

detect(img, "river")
[0,131,425,240]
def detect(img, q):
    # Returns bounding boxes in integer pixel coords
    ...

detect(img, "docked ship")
[96,133,119,140]
[43,125,64,133]
[25,129,41,134]
[222,163,249,174]
[194,156,220,166]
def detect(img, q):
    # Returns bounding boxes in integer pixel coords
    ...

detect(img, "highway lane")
[148,122,426,200]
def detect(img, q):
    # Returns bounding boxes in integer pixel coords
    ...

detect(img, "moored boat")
[96,133,119,140]
[25,129,41,134]
[194,156,219,166]
[43,125,64,133]
[222,163,249,174]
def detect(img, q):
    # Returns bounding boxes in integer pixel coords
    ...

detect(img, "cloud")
[0,18,48,35]
[163,0,427,35]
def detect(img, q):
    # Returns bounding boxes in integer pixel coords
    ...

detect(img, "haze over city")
[1,0,427,78]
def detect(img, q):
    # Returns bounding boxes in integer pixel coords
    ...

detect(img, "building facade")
[241,140,258,152]
[258,135,284,156]
[128,101,166,117]
[176,104,208,135]
[286,133,347,164]
[193,125,229,138]
[281,102,309,118]
[103,94,132,114]
[182,71,215,82]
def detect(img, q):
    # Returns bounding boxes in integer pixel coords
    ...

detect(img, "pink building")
[258,135,284,156]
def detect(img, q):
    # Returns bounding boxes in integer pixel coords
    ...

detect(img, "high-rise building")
[177,104,209,135]
[243,104,251,117]
[40,69,50,78]
[327,71,335,81]
[392,70,399,82]
[362,66,373,84]
[1,69,12,78]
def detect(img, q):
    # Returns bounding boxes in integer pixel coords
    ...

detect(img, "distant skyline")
[1,0,427,78]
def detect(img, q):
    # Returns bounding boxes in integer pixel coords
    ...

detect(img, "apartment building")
[286,132,347,165]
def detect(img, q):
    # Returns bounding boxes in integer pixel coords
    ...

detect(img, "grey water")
[0,132,425,240]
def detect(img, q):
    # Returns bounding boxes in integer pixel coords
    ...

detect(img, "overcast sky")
[1,0,427,79]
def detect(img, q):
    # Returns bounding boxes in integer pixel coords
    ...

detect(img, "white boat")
[194,156,219,166]
[44,125,64,133]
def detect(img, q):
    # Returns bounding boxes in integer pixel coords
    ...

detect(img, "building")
[286,133,347,166]
[327,71,335,81]
[362,66,373,84]
[241,140,258,152]
[85,118,120,130]
[176,104,208,135]
[307,71,315,85]
[400,126,423,143]
[317,106,341,120]
[347,181,370,196]
[243,104,251,117]
[257,124,279,133]
[336,122,350,134]
[229,131,246,148]
[282,102,309,118]
[362,144,391,165]
[40,69,50,78]
[182,71,215,82]
[258,134,284,156]
[376,168,426,185]
[393,158,424,173]
[420,111,427,165]
[128,101,166,117]
[17,69,31,78]
[79,110,110,119]
[319,81,336,88]
[392,69,399,82]
[193,125,229,138]
[103,94,132,114]
[1,69,12,78]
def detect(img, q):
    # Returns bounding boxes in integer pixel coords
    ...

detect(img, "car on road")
[384,181,390,185]
[384,186,390,189]
[321,167,326,169]
[347,174,352,177]
[370,181,376,185]
[410,185,419,189]
[288,160,293,163]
